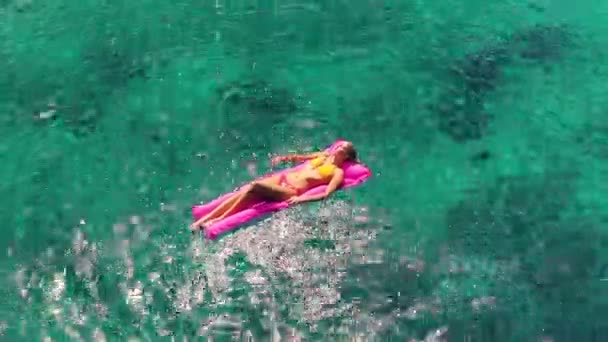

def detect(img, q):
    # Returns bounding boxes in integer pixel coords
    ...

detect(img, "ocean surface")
[2,0,608,340]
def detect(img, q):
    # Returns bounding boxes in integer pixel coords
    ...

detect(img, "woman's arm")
[272,151,327,165]
[288,168,344,204]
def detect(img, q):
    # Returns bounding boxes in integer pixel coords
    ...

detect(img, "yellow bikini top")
[309,156,336,177]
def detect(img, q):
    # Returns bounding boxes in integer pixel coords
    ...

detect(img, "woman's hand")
[286,196,303,205]
[286,193,327,205]
[271,155,286,167]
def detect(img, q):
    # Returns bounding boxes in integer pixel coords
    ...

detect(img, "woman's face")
[333,141,353,159]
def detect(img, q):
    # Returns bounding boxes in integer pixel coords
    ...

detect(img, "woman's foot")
[190,222,203,232]
[189,218,222,232]
[205,218,222,227]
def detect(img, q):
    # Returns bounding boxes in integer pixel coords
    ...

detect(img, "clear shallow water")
[2,0,608,340]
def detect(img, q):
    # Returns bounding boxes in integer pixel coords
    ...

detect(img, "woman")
[190,141,358,231]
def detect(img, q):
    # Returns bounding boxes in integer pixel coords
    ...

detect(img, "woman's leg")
[193,191,243,226]
[190,183,254,231]
[205,177,297,226]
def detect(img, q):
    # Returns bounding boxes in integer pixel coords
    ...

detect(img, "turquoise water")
[2,0,608,340]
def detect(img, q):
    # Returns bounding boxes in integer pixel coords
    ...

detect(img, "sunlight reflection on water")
[7,200,477,340]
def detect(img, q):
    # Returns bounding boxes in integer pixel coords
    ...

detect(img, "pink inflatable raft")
[192,139,373,239]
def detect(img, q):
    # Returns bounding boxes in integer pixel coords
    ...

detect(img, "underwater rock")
[527,227,598,289]
[443,168,608,338]
[436,95,491,143]
[14,0,33,12]
[216,80,298,116]
[436,24,574,143]
[436,45,508,142]
[509,24,573,62]
[82,37,151,88]
[446,172,577,257]
[471,150,491,162]
[22,75,109,137]
[454,45,510,95]
[214,79,299,150]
